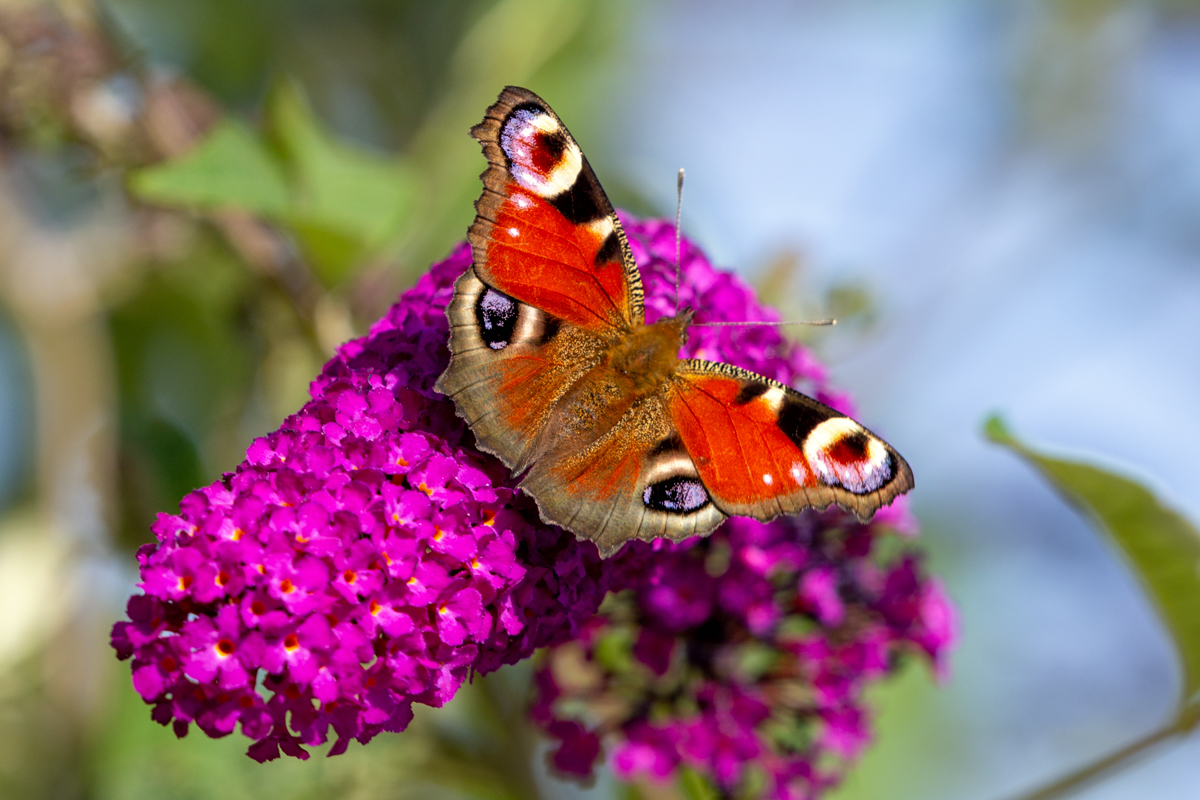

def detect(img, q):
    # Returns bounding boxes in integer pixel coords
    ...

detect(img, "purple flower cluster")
[534,517,955,797]
[111,242,615,760]
[529,218,957,799]
[111,215,955,795]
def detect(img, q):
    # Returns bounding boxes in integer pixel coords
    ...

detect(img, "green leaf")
[267,79,413,285]
[129,120,290,217]
[287,219,367,284]
[677,765,721,800]
[592,625,636,675]
[985,414,1200,708]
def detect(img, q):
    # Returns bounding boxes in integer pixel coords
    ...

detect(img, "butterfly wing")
[436,86,644,473]
[520,393,727,557]
[519,359,913,556]
[668,360,914,522]
[467,85,643,332]
[436,270,612,473]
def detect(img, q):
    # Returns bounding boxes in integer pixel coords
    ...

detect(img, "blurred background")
[1,0,1198,798]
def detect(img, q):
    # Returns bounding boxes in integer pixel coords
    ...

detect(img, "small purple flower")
[611,722,681,781]
[545,720,603,778]
[639,551,715,631]
[799,566,844,626]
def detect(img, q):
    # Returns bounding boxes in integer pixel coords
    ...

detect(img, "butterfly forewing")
[439,87,649,474]
[669,361,913,522]
[469,86,644,333]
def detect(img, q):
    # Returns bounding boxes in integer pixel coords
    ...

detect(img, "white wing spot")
[762,473,773,486]
[507,227,520,238]
[587,216,614,240]
[762,386,786,413]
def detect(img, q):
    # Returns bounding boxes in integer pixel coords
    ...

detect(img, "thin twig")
[998,717,1187,800]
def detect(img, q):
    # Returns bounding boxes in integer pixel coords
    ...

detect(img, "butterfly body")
[435,87,913,556]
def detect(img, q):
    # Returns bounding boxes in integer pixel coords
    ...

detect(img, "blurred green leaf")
[395,0,627,279]
[677,766,720,800]
[985,414,1200,706]
[593,625,636,675]
[267,79,413,285]
[133,414,204,504]
[110,235,261,549]
[91,662,541,800]
[827,658,964,800]
[129,120,290,216]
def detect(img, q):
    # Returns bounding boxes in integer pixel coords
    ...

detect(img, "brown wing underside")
[434,269,609,474]
[520,393,727,557]
[436,271,727,556]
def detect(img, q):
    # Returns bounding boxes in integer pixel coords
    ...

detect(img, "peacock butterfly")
[435,86,913,557]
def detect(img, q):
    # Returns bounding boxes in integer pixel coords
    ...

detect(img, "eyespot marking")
[499,105,582,199]
[536,315,561,345]
[475,287,518,350]
[649,434,684,457]
[803,418,893,494]
[643,476,710,514]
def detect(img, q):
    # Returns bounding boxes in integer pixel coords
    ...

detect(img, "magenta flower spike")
[111,216,955,796]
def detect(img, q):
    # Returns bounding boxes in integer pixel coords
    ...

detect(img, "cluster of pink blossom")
[111,216,956,797]
[532,514,955,798]
[111,243,616,761]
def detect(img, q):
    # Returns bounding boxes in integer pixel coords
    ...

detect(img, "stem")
[1000,716,1187,800]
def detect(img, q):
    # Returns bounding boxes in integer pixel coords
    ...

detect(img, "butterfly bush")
[110,215,955,794]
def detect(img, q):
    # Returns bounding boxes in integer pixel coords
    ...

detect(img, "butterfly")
[435,86,913,557]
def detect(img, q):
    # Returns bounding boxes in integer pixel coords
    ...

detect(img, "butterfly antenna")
[673,168,685,315]
[693,319,837,327]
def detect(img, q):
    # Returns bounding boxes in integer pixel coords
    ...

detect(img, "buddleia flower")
[112,216,955,790]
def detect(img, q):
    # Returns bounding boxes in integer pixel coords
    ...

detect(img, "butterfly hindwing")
[520,394,727,556]
[469,86,643,333]
[435,269,609,473]
[668,361,914,522]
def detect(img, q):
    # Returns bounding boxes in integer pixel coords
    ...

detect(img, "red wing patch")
[470,87,643,333]
[483,187,629,330]
[668,362,911,520]
[669,370,816,510]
